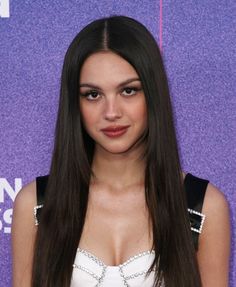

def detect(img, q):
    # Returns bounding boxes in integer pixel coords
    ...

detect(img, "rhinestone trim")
[119,265,129,287]
[73,263,107,287]
[120,250,155,267]
[33,204,43,226]
[74,248,155,287]
[125,270,149,280]
[188,208,206,234]
[78,248,106,267]
[78,248,154,268]
[72,264,101,281]
[95,266,107,287]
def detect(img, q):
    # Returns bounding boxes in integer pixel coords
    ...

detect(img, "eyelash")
[80,87,142,101]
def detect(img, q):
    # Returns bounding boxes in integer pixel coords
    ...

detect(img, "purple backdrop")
[0,1,235,286]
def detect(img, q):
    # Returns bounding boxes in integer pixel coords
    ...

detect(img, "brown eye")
[89,91,99,99]
[122,87,140,96]
[82,90,101,101]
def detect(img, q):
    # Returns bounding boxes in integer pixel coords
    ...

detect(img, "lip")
[101,125,130,132]
[100,125,130,138]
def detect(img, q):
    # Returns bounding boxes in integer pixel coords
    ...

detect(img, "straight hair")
[32,15,201,287]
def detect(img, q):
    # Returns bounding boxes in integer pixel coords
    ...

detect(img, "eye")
[121,87,141,97]
[81,90,101,101]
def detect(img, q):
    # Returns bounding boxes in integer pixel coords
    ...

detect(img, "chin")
[99,145,132,155]
[97,140,144,156]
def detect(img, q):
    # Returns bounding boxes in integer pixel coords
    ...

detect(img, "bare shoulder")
[201,182,231,245]
[201,182,230,239]
[197,182,231,287]
[12,179,37,245]
[13,181,37,213]
[203,182,229,215]
[12,181,37,287]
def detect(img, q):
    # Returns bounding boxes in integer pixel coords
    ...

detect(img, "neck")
[91,144,146,189]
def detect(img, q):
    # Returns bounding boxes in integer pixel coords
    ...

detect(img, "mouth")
[100,125,130,138]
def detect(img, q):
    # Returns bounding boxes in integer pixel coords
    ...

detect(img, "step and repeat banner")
[0,1,235,286]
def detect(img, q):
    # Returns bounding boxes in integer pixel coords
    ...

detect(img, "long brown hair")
[32,16,201,287]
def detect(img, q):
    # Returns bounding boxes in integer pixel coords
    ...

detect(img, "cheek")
[130,98,147,124]
[79,103,99,131]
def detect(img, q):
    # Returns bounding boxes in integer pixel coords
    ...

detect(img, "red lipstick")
[100,125,130,138]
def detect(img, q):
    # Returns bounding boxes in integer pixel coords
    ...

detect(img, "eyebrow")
[79,78,141,89]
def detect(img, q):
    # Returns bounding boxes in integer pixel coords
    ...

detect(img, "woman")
[11,16,230,287]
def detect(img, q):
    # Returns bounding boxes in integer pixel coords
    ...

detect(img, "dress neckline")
[77,247,155,269]
[77,172,190,268]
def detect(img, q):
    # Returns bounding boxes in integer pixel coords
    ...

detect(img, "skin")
[11,51,231,286]
[78,51,151,265]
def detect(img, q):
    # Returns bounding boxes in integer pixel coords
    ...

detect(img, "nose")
[103,96,122,121]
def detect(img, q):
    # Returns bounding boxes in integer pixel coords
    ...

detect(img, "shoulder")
[12,180,37,235]
[12,181,38,286]
[200,181,231,243]
[183,171,230,240]
[197,182,231,286]
[13,180,37,217]
[202,182,230,224]
[12,180,39,241]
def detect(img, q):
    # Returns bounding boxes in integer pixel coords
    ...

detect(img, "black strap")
[184,173,209,250]
[35,173,208,250]
[35,175,48,224]
[36,175,48,206]
[184,173,208,210]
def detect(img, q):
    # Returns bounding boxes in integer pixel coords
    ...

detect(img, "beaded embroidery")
[72,248,159,287]
[188,208,206,234]
[33,204,43,226]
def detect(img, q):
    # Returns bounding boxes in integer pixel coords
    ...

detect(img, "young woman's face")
[79,51,147,155]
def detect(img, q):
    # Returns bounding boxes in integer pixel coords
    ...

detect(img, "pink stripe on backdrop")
[159,0,163,50]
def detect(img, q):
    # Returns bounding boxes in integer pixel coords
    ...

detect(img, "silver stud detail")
[73,263,107,287]
[120,250,155,267]
[33,204,43,226]
[125,270,149,280]
[78,248,106,267]
[72,264,101,281]
[188,208,206,234]
[73,248,155,287]
[119,266,129,287]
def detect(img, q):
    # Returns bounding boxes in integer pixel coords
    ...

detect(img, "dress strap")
[184,173,209,250]
[36,175,48,205]
[34,175,48,225]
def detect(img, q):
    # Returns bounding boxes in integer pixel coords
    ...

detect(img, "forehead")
[79,51,139,84]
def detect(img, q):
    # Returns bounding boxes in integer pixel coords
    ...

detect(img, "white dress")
[71,248,164,287]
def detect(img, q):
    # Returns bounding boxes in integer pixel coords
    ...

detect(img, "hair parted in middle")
[32,15,201,287]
